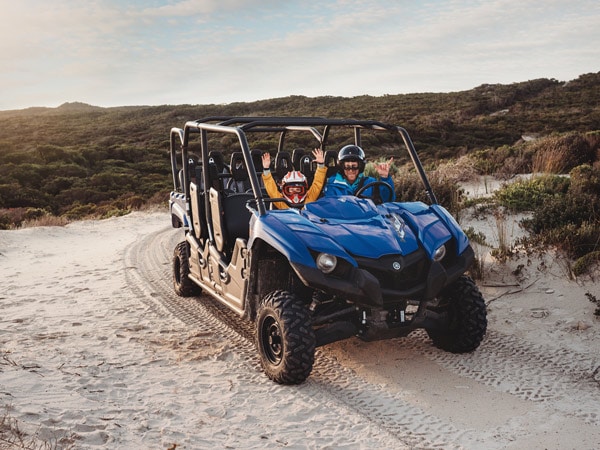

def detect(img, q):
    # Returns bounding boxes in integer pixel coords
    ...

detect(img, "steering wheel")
[355,181,394,204]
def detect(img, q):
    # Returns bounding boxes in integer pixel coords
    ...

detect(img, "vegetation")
[1,72,599,273]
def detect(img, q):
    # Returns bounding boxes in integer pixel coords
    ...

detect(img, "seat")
[323,150,338,178]
[178,154,199,191]
[299,153,315,185]
[210,186,253,255]
[251,149,264,173]
[274,151,293,182]
[224,193,253,243]
[251,149,266,189]
[207,161,222,191]
[292,148,306,171]
[208,150,231,190]
[227,152,251,193]
[208,151,226,174]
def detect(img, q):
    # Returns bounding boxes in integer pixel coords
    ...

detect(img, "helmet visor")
[283,183,307,203]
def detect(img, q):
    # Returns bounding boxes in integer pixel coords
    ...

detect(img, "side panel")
[190,182,203,240]
[169,191,188,228]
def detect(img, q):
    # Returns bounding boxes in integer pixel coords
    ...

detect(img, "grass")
[0,408,75,450]
[586,292,600,317]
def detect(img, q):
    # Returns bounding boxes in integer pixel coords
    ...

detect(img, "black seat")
[292,148,305,171]
[251,149,264,173]
[274,151,293,182]
[178,154,199,190]
[323,150,338,178]
[224,193,253,242]
[208,151,226,174]
[299,153,314,185]
[227,152,251,193]
[251,149,265,189]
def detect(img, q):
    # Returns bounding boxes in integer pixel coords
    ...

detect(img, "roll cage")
[170,116,438,220]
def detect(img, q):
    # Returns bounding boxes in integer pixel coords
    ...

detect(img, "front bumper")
[292,245,475,306]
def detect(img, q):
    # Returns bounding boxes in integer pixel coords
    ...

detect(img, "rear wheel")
[427,275,487,353]
[256,290,315,384]
[173,241,201,297]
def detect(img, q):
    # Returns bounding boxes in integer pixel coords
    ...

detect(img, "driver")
[324,145,395,202]
[262,148,327,209]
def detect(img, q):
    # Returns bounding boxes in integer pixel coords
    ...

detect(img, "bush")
[514,164,600,271]
[569,164,600,196]
[494,175,570,212]
[573,251,600,277]
[388,166,463,216]
[0,208,26,229]
[531,133,596,174]
[63,203,97,220]
[470,145,533,176]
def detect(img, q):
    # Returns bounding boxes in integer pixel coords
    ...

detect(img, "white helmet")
[281,171,308,205]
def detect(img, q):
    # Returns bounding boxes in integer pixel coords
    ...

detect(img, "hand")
[376,157,394,177]
[312,148,324,164]
[262,152,271,170]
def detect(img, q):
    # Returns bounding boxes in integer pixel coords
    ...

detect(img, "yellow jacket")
[262,166,328,209]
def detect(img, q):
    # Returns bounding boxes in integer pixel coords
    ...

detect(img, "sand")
[1,204,599,449]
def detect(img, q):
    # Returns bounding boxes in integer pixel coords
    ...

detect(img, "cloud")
[0,0,598,109]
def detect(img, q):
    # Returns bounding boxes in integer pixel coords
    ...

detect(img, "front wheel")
[426,275,487,353]
[172,241,201,297]
[256,290,316,384]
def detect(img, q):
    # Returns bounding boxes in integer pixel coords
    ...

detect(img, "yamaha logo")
[392,261,401,271]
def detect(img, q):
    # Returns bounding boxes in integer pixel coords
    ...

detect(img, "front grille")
[354,249,429,292]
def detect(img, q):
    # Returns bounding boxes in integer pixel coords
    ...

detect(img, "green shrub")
[63,203,97,220]
[463,226,488,246]
[569,164,600,196]
[573,251,600,276]
[494,175,569,212]
[544,221,600,259]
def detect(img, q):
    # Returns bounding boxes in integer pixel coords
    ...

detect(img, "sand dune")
[1,208,599,449]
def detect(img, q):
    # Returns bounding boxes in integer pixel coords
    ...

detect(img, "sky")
[1,0,598,111]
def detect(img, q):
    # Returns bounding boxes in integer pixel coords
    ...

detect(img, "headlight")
[433,245,446,261]
[316,253,337,274]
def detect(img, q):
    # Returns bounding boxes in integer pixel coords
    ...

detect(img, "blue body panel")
[249,208,356,268]
[250,196,465,266]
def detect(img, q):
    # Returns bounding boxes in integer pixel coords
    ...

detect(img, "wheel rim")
[261,316,283,365]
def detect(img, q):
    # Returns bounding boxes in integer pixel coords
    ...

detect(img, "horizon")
[2,1,599,111]
[2,71,595,113]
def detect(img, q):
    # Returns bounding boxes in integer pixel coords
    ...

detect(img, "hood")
[302,197,421,259]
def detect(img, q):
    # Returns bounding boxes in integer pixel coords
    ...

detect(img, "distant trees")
[0,72,598,228]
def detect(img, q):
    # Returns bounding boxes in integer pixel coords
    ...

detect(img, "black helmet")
[337,145,365,172]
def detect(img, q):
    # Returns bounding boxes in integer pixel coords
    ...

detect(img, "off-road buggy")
[168,117,486,384]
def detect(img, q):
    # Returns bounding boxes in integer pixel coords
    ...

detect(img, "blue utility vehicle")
[169,117,486,384]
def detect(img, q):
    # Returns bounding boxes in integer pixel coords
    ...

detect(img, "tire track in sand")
[124,227,473,448]
[125,226,600,449]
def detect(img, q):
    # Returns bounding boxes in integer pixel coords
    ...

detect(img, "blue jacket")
[324,172,396,202]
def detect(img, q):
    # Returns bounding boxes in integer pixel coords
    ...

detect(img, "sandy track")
[126,224,600,449]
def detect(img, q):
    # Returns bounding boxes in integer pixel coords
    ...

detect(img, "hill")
[0,72,599,226]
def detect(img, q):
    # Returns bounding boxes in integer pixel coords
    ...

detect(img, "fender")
[248,209,358,268]
[431,204,471,255]
[383,201,453,259]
